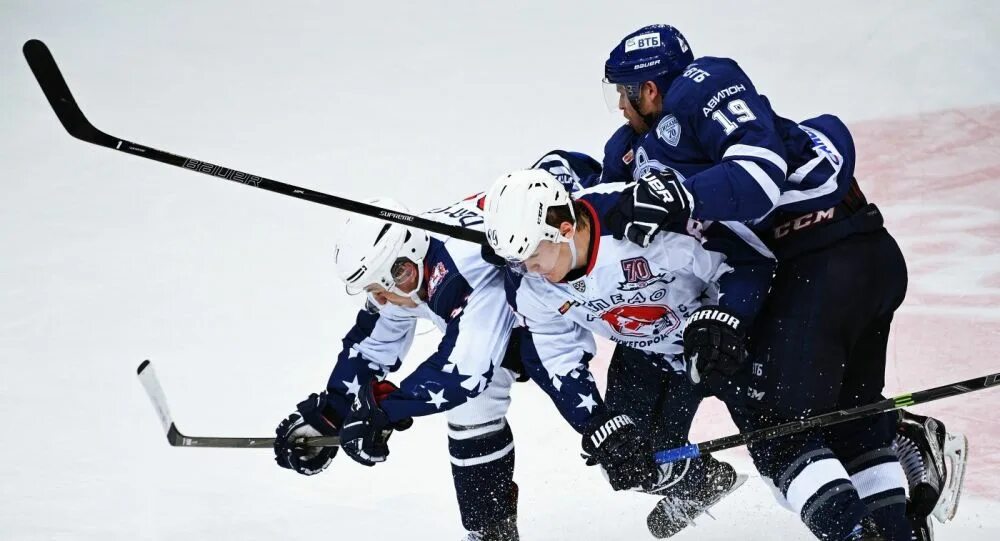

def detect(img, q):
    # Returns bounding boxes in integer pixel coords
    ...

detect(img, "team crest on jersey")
[599,304,681,337]
[427,262,448,300]
[656,115,681,147]
[618,257,670,291]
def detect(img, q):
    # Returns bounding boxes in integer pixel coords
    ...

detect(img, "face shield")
[350,257,424,305]
[502,230,576,280]
[602,78,641,113]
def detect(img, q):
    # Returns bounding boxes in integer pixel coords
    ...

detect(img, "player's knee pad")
[448,418,517,532]
[826,410,896,459]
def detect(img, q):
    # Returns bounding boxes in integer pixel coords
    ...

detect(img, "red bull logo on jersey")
[598,304,681,338]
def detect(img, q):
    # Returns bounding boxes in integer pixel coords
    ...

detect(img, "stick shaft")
[22,39,486,245]
[655,372,1000,464]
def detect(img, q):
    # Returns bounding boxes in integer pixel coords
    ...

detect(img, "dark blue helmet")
[604,25,694,99]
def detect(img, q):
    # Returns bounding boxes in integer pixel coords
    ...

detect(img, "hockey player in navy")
[483,168,777,537]
[597,24,967,541]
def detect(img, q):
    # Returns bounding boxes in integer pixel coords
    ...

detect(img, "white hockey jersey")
[506,182,774,430]
[325,195,517,423]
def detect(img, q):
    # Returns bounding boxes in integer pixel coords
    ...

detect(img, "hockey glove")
[581,412,657,491]
[605,169,693,247]
[683,306,747,385]
[274,392,342,476]
[339,380,411,466]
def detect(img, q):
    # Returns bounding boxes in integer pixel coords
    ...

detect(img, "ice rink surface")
[1,1,998,539]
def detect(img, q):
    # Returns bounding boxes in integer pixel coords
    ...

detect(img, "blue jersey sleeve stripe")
[723,144,788,175]
[788,155,825,183]
[773,159,842,210]
[732,159,781,205]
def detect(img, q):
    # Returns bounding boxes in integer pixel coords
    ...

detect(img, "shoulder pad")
[665,56,755,114]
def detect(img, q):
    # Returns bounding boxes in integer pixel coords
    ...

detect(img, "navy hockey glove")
[274,392,342,476]
[683,306,747,385]
[339,380,412,467]
[581,412,657,491]
[605,169,694,247]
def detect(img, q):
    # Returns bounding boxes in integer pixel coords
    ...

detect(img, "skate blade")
[646,474,749,539]
[933,432,968,523]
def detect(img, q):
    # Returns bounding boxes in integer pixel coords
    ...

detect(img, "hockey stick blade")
[22,39,486,245]
[654,371,1000,465]
[23,40,117,147]
[136,360,341,449]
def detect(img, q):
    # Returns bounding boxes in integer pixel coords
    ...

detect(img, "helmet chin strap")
[567,232,579,270]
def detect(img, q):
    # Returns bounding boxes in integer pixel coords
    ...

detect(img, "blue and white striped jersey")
[324,196,517,423]
[602,56,857,227]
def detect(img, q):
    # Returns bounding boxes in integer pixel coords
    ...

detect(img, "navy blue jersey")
[532,150,604,192]
[602,56,857,227]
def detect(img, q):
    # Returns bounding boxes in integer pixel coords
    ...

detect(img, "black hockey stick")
[22,39,487,245]
[654,371,1000,464]
[137,360,341,448]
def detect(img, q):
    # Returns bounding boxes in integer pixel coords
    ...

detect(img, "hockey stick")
[22,39,487,246]
[654,371,1000,464]
[137,360,341,448]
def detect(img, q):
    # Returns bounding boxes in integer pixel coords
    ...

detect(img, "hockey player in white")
[483,169,777,537]
[271,197,524,540]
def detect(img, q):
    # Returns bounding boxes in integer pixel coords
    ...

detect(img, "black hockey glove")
[605,169,693,247]
[581,412,657,491]
[274,392,342,476]
[683,306,748,385]
[339,380,412,467]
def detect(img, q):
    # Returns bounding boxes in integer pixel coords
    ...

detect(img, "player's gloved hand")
[605,169,694,247]
[370,379,415,432]
[683,306,748,385]
[273,392,342,475]
[581,411,657,491]
[339,379,412,466]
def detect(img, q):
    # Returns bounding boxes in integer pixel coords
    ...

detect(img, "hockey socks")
[847,448,912,540]
[773,448,870,540]
[448,419,518,533]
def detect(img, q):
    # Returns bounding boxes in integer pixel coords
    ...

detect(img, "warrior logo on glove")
[683,306,747,385]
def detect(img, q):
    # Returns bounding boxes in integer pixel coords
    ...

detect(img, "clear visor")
[501,229,571,277]
[602,78,641,113]
[346,258,412,296]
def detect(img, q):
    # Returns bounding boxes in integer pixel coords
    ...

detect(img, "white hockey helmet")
[483,169,576,263]
[333,198,430,297]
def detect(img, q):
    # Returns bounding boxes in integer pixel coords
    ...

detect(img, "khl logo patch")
[656,115,681,147]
